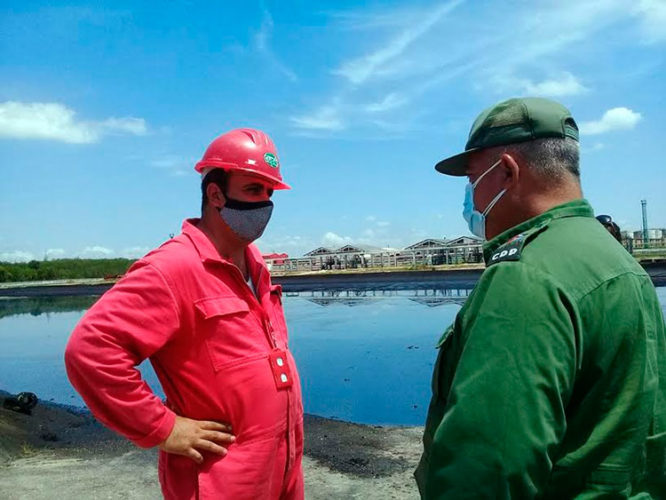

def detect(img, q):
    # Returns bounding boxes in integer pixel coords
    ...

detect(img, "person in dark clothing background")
[596,214,623,243]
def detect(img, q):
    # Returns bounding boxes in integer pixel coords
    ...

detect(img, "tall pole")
[641,199,649,249]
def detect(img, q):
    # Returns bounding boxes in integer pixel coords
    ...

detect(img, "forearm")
[65,323,176,447]
[64,261,181,447]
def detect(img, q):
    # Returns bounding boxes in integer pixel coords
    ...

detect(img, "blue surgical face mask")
[220,195,274,242]
[462,158,507,240]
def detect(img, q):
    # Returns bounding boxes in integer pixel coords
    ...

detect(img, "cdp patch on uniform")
[489,234,524,265]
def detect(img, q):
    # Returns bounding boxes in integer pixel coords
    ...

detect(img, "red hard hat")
[194,128,291,190]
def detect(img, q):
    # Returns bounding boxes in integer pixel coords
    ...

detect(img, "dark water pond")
[0,286,664,426]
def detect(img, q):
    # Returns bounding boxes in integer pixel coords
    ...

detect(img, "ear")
[206,182,226,209]
[500,152,520,190]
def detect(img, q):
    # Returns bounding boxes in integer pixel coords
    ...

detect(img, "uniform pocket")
[194,296,264,372]
[158,450,199,500]
[195,296,250,319]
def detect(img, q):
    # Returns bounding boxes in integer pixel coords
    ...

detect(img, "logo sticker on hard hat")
[264,153,279,168]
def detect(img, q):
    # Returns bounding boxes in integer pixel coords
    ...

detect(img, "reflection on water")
[289,288,471,308]
[285,290,468,424]
[0,288,473,316]
[1,286,664,426]
[0,296,98,320]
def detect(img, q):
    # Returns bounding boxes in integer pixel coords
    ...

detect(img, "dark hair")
[507,137,580,181]
[596,214,622,243]
[201,169,228,213]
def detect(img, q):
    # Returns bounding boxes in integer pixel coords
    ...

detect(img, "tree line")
[0,258,136,283]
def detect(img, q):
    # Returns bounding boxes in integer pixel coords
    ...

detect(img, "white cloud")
[322,232,352,248]
[254,10,298,82]
[120,246,150,258]
[45,248,66,259]
[633,0,666,43]
[255,234,317,257]
[526,74,588,96]
[334,0,463,85]
[290,106,344,131]
[0,102,96,143]
[99,117,147,136]
[364,93,408,113]
[508,72,588,97]
[291,0,664,138]
[80,246,114,257]
[365,215,377,222]
[0,101,148,144]
[359,221,391,244]
[0,250,35,263]
[580,107,642,135]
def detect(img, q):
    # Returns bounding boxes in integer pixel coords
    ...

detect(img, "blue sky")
[1,0,665,261]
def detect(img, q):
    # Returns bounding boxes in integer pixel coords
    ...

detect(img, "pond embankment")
[0,391,422,499]
[1,259,663,298]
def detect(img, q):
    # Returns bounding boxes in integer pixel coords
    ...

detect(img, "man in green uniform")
[416,97,666,498]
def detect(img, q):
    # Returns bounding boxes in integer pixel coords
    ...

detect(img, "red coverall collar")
[181,218,271,295]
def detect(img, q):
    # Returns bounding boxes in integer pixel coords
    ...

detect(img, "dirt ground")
[0,392,423,499]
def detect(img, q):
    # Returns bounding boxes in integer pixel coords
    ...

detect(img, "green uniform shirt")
[415,199,666,499]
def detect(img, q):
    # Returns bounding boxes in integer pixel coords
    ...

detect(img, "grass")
[20,442,37,457]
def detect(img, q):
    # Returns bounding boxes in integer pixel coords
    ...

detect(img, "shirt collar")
[181,218,268,278]
[482,199,594,263]
[182,218,224,264]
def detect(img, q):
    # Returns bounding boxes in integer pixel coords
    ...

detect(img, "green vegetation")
[0,258,135,283]
[20,442,37,457]
[0,254,662,284]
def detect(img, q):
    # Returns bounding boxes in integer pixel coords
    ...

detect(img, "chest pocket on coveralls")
[195,296,262,372]
[432,324,457,400]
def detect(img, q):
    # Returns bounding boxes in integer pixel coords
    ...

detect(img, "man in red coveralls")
[65,129,304,500]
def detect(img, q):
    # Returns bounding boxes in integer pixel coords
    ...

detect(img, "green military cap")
[435,97,580,176]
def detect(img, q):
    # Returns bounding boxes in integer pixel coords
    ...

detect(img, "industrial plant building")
[264,236,483,272]
[262,201,664,272]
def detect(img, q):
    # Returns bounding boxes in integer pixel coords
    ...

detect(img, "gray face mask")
[220,196,274,242]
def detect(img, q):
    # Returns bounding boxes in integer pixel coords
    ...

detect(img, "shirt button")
[280,374,288,383]
[277,357,284,367]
